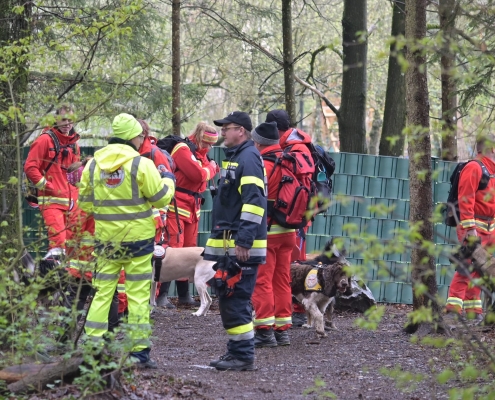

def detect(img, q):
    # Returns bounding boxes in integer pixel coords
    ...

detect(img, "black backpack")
[22,130,79,208]
[307,143,335,213]
[443,160,492,227]
[156,135,197,157]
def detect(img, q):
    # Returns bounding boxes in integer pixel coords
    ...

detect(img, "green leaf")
[436,369,454,384]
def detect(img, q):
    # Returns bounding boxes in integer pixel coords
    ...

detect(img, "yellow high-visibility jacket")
[78,143,175,246]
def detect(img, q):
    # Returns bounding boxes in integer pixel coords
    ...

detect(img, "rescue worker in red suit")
[251,121,296,347]
[155,122,219,308]
[115,119,175,316]
[24,105,84,260]
[445,134,495,325]
[265,109,312,327]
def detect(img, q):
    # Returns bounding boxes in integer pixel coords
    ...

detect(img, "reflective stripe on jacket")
[458,156,495,234]
[204,140,267,265]
[78,143,175,245]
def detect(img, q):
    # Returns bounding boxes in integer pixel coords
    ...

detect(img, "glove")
[211,254,242,298]
[67,165,84,186]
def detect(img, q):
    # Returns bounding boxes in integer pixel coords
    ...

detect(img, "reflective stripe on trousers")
[85,252,153,352]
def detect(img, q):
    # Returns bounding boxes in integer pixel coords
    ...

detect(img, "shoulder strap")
[44,130,60,154]
[261,149,281,162]
[42,130,60,174]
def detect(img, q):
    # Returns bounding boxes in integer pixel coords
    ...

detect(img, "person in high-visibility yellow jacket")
[78,113,175,368]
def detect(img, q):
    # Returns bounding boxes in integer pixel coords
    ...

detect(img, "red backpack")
[262,146,316,230]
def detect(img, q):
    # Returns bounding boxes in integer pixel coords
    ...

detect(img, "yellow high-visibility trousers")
[85,253,152,352]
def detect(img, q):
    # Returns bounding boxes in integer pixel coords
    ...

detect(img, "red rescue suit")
[24,127,81,250]
[252,144,296,331]
[166,136,218,248]
[446,155,495,315]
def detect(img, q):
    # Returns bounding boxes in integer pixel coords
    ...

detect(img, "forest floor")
[106,301,495,400]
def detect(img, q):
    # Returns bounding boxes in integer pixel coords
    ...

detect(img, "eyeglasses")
[221,125,242,133]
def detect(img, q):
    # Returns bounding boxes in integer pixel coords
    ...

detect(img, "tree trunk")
[0,1,31,254]
[5,357,83,393]
[171,0,181,136]
[380,0,406,156]
[369,108,382,155]
[404,0,441,334]
[339,0,367,154]
[282,0,296,127]
[439,0,458,161]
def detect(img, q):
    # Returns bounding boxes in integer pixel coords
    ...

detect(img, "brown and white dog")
[291,241,351,337]
[154,247,216,316]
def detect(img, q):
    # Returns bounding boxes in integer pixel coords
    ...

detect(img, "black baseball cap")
[214,111,253,132]
[266,109,290,131]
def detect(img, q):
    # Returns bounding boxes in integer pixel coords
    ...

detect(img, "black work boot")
[128,348,158,369]
[274,330,290,346]
[254,328,277,348]
[176,281,200,307]
[209,352,232,367]
[215,355,255,371]
[156,281,176,309]
[291,312,307,328]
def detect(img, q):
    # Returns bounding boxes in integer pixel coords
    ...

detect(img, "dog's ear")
[324,238,334,252]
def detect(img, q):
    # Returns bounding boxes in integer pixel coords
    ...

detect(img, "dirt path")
[119,303,490,400]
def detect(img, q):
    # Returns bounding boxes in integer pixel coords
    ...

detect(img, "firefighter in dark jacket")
[204,111,267,371]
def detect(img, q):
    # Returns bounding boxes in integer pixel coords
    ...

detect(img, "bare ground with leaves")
[20,302,495,399]
[98,303,494,400]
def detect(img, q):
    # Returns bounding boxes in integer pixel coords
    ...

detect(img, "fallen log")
[2,356,83,393]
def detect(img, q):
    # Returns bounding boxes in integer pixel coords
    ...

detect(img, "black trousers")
[218,267,258,362]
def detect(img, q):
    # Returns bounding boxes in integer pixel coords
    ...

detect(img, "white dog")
[155,247,216,316]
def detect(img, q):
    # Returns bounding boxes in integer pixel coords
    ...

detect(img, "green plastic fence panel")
[328,215,344,236]
[338,195,355,216]
[433,182,451,203]
[197,232,209,247]
[333,174,349,195]
[367,177,383,198]
[398,283,413,304]
[305,234,318,253]
[401,179,410,199]
[378,157,396,178]
[361,155,378,177]
[392,262,411,283]
[350,175,366,197]
[366,280,382,302]
[363,218,379,236]
[343,154,360,175]
[309,214,327,235]
[328,152,342,173]
[382,282,399,303]
[384,178,401,199]
[356,197,372,218]
[396,158,409,179]
[391,199,409,221]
